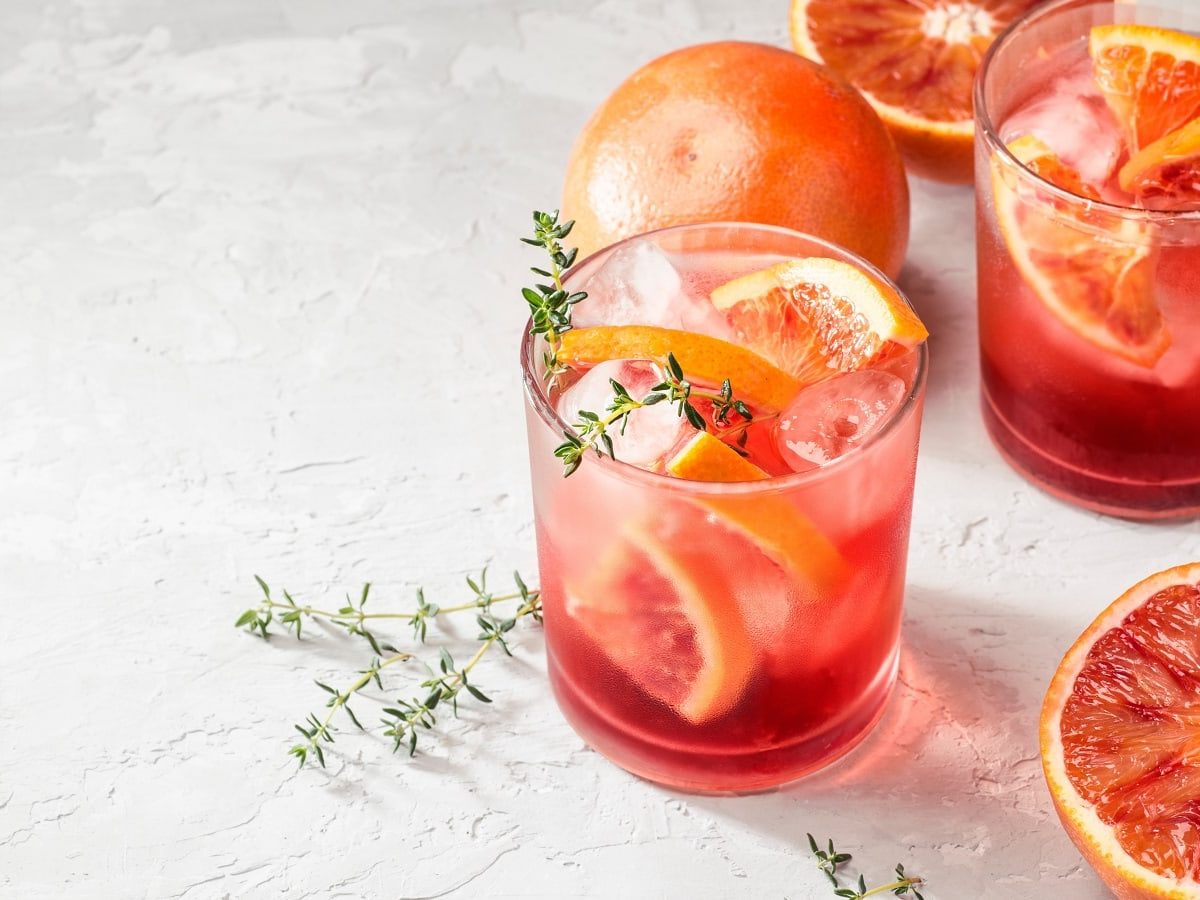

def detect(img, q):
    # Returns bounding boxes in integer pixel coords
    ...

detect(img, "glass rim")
[974,0,1200,224]
[519,221,929,497]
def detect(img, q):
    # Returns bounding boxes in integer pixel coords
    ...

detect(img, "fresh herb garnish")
[522,209,587,377]
[236,569,542,767]
[554,352,761,476]
[808,835,926,899]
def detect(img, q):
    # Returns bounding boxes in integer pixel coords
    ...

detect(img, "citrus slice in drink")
[665,430,769,483]
[993,135,1170,367]
[556,325,800,411]
[664,431,850,591]
[1119,117,1200,211]
[1041,562,1200,898]
[708,257,928,385]
[564,520,757,724]
[789,0,1042,183]
[1090,25,1200,154]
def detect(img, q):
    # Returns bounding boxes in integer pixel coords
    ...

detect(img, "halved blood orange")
[564,520,756,724]
[1120,117,1200,212]
[994,135,1170,368]
[1041,563,1200,899]
[1090,25,1200,154]
[709,257,928,385]
[789,0,1042,183]
[557,325,800,412]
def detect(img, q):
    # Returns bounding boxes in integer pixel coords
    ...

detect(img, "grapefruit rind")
[709,257,928,384]
[557,325,800,413]
[992,136,1170,368]
[1041,562,1200,900]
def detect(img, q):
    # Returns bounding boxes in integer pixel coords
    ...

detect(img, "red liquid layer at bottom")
[547,644,900,793]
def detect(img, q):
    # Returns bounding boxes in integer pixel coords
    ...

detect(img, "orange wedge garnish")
[665,431,769,483]
[709,257,928,384]
[790,0,1042,183]
[994,135,1169,367]
[1119,117,1200,211]
[665,432,849,591]
[1090,25,1200,154]
[1042,563,1200,898]
[557,325,800,412]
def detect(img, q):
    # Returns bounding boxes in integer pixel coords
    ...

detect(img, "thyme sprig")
[237,569,542,767]
[522,209,587,377]
[553,352,760,476]
[808,835,926,899]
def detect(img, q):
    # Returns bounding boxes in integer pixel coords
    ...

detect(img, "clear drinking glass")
[521,222,928,792]
[975,0,1200,518]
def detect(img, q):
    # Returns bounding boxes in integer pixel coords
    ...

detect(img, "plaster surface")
[4,1,1194,897]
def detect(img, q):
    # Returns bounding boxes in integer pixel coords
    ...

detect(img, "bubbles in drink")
[557,359,687,468]
[775,370,907,470]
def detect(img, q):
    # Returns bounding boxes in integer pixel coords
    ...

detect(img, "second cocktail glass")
[975,0,1200,519]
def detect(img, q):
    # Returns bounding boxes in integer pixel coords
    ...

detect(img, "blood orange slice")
[1041,563,1200,899]
[1090,25,1200,154]
[994,135,1170,367]
[1120,117,1200,212]
[790,0,1042,183]
[709,257,928,385]
[564,520,756,724]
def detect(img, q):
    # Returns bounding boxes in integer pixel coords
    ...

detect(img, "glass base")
[547,646,900,794]
[982,386,1200,521]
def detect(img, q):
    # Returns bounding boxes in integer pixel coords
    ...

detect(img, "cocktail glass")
[521,222,928,792]
[975,0,1200,518]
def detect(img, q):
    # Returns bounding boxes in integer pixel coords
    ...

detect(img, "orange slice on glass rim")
[1041,563,1200,899]
[556,325,800,412]
[709,257,928,385]
[789,0,1042,183]
[994,135,1169,367]
[1090,25,1200,155]
[1120,117,1200,211]
[564,520,757,724]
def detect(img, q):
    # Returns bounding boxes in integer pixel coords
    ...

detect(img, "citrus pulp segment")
[708,257,928,384]
[993,135,1170,368]
[789,0,1041,183]
[556,325,800,412]
[1042,563,1200,899]
[563,520,756,725]
[1119,118,1200,211]
[1090,25,1200,154]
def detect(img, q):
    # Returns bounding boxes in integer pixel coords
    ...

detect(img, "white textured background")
[3,1,1197,897]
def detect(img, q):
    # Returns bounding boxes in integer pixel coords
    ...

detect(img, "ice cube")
[1001,57,1124,189]
[573,240,685,329]
[557,359,687,468]
[775,370,907,470]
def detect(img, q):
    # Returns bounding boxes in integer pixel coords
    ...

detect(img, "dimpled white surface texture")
[3,1,1197,898]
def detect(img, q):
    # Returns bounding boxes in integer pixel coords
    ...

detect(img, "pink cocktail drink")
[975,0,1200,518]
[522,223,927,792]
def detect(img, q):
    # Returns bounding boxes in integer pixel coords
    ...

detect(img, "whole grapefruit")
[561,41,910,278]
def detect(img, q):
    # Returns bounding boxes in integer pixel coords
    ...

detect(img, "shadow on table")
[684,582,1100,895]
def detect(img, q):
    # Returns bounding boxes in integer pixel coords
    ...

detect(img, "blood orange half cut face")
[790,0,1042,182]
[1043,563,1200,899]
